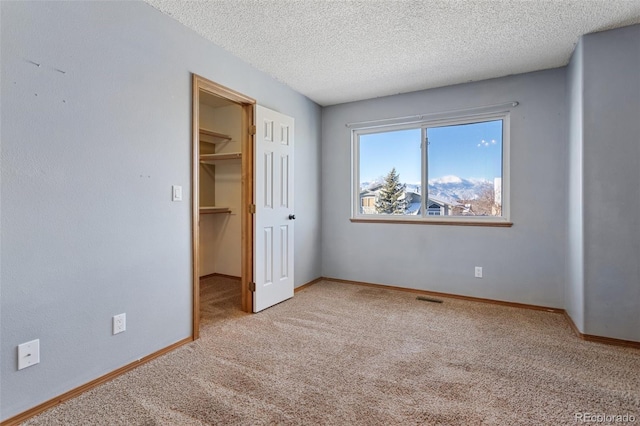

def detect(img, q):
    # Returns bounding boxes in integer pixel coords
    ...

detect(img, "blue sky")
[359,120,502,184]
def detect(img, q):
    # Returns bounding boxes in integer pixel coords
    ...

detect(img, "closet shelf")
[200,206,231,215]
[199,128,232,144]
[200,152,242,164]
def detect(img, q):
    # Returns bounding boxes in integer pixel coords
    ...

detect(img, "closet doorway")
[192,75,254,339]
[192,74,297,338]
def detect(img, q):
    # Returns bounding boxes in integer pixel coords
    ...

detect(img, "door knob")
[288,214,296,220]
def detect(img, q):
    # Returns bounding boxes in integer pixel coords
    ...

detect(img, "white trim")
[421,127,427,217]
[500,113,511,221]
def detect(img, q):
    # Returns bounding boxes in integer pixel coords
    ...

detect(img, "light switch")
[172,185,182,202]
[18,339,40,370]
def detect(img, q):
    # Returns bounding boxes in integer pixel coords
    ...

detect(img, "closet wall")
[198,99,243,277]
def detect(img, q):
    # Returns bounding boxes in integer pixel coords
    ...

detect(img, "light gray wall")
[0,1,321,420]
[321,70,567,308]
[565,42,585,332]
[581,25,640,341]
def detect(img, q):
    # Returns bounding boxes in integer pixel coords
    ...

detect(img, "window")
[362,197,375,207]
[352,112,510,225]
[427,203,442,216]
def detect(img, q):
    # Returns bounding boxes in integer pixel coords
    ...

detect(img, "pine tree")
[375,168,407,214]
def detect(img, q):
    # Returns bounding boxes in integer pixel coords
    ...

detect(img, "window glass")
[358,128,421,215]
[427,120,502,217]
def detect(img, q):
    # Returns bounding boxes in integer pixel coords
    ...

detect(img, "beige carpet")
[24,278,640,425]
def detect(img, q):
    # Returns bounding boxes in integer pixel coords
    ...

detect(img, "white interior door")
[254,105,294,312]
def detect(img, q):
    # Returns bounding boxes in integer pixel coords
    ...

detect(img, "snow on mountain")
[427,176,492,204]
[361,176,492,204]
[360,180,383,191]
[431,175,463,184]
[405,183,421,193]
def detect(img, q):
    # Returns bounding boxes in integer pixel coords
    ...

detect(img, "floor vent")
[416,296,443,303]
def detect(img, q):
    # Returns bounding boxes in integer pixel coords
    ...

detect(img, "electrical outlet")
[475,266,483,278]
[113,313,126,335]
[18,339,40,370]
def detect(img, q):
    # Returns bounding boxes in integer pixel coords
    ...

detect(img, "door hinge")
[249,125,256,135]
[249,282,256,292]
[249,204,256,214]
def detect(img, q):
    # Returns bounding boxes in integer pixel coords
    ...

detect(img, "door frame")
[192,74,255,339]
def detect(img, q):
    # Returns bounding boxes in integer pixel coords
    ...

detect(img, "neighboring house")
[359,184,382,214]
[426,198,455,216]
[360,187,455,216]
[404,191,422,215]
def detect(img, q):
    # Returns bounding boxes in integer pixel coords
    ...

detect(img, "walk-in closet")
[198,92,242,279]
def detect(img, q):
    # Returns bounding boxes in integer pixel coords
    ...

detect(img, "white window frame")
[351,111,511,226]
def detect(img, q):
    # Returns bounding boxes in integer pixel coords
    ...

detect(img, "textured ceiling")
[144,0,640,106]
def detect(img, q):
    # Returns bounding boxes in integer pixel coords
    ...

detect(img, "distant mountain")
[427,176,493,204]
[361,175,492,205]
[360,181,381,191]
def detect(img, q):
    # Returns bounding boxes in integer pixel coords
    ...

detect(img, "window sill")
[350,217,513,227]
